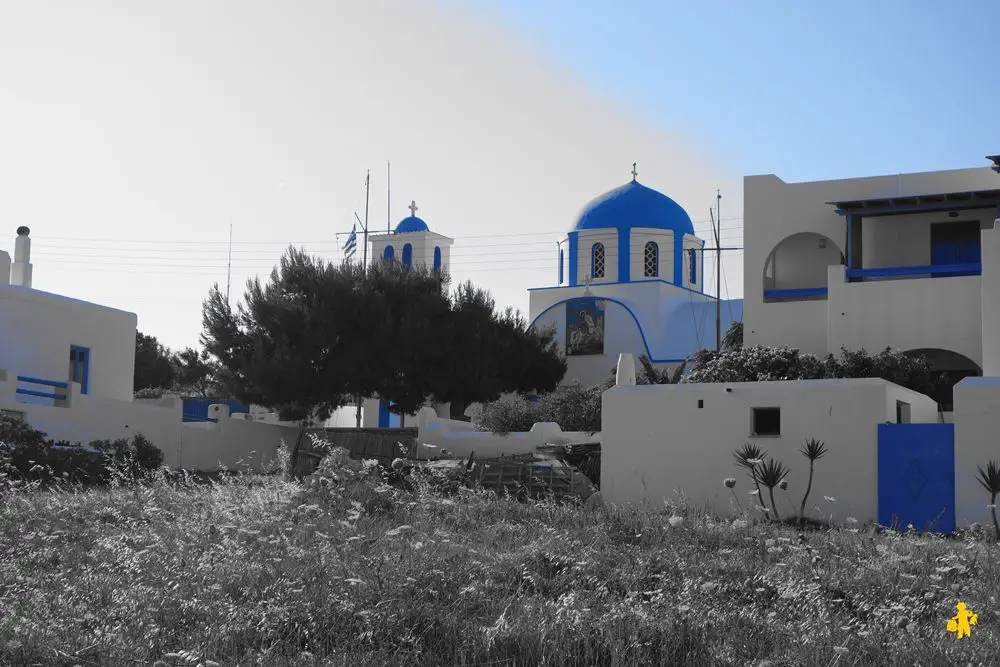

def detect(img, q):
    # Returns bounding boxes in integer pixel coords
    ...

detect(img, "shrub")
[134,387,167,400]
[473,394,538,434]
[0,415,163,485]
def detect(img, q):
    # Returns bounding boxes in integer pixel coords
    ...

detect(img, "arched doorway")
[763,232,844,301]
[903,348,981,411]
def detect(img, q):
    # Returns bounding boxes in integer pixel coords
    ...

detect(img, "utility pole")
[362,170,370,270]
[712,189,722,351]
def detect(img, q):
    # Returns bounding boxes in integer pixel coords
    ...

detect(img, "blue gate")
[877,423,955,533]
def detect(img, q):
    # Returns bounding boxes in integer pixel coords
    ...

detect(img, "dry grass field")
[2,456,999,666]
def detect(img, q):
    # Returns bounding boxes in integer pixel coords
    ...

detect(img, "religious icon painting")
[566,297,605,356]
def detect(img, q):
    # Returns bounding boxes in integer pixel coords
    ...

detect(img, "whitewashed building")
[0,227,137,405]
[528,168,743,388]
[743,155,1000,408]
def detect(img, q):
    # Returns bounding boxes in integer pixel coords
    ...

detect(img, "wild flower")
[668,516,683,528]
[724,478,736,489]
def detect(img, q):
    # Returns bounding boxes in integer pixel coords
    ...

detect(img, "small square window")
[896,400,911,424]
[752,407,780,436]
[697,399,704,409]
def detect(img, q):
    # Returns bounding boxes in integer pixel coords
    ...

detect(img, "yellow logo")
[946,602,978,639]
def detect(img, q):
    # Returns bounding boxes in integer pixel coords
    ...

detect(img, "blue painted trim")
[846,263,981,279]
[700,242,705,290]
[673,236,683,285]
[688,248,697,284]
[528,277,710,297]
[835,199,1000,217]
[567,232,578,286]
[17,376,69,389]
[70,345,90,395]
[764,288,828,299]
[618,228,630,282]
[433,246,441,272]
[182,414,219,423]
[383,245,394,260]
[527,295,689,364]
[558,248,564,284]
[402,243,413,267]
[16,388,67,400]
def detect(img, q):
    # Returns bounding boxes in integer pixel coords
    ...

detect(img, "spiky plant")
[798,439,827,526]
[734,444,767,504]
[976,459,1000,540]
[754,458,790,521]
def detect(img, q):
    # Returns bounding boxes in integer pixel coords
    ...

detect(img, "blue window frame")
[69,345,90,395]
[433,246,442,272]
[931,221,980,277]
[558,248,564,283]
[402,243,413,267]
[383,245,395,260]
[688,248,697,284]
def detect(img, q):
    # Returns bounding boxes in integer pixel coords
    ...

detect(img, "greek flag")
[342,224,357,260]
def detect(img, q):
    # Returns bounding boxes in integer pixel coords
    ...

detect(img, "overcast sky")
[3,1,995,351]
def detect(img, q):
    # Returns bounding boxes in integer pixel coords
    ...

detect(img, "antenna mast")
[226,220,233,307]
[711,190,722,351]
[362,170,370,270]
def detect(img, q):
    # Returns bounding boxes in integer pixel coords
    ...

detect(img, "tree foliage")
[201,248,566,426]
[133,331,175,391]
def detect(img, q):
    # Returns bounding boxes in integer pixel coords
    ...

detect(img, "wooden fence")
[292,427,417,476]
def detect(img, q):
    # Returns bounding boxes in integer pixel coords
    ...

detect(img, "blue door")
[378,399,401,428]
[877,423,955,532]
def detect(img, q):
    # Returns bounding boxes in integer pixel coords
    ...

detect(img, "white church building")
[742,155,1000,407]
[361,202,455,427]
[527,169,743,388]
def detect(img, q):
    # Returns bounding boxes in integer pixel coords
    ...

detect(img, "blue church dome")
[394,216,430,233]
[572,179,694,236]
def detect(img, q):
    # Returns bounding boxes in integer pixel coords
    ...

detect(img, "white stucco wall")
[628,229,674,282]
[826,265,982,367]
[601,378,939,523]
[416,407,600,459]
[744,166,1000,362]
[576,230,618,283]
[0,376,296,471]
[0,285,136,401]
[952,377,1000,527]
[369,231,453,271]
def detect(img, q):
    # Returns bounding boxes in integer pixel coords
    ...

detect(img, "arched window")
[558,248,564,284]
[433,246,442,272]
[644,242,658,277]
[402,243,413,267]
[688,248,697,284]
[383,245,395,260]
[591,242,605,279]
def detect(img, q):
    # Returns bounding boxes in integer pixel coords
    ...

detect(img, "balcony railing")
[846,262,981,280]
[16,376,69,401]
[763,287,828,300]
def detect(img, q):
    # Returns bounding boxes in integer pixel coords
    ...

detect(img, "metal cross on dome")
[408,200,418,217]
[631,162,638,181]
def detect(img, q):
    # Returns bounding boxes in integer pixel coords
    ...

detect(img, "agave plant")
[976,460,1000,540]
[734,444,767,503]
[798,439,827,526]
[754,458,791,521]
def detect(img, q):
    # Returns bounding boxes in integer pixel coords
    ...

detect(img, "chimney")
[11,226,32,288]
